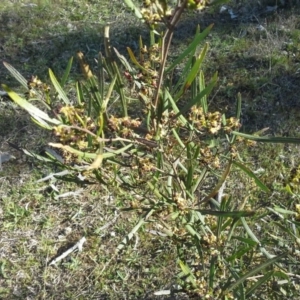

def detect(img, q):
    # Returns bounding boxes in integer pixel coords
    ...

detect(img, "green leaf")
[171,55,194,94]
[123,0,143,20]
[192,167,207,194]
[273,270,290,281]
[103,74,117,111]
[174,71,218,119]
[232,131,300,144]
[48,142,133,160]
[225,254,285,294]
[199,70,208,113]
[87,76,102,111]
[232,236,258,246]
[23,149,61,164]
[236,92,242,120]
[166,24,214,73]
[31,115,53,130]
[176,43,209,99]
[178,260,197,288]
[171,128,185,148]
[241,217,275,259]
[103,48,128,116]
[98,53,105,101]
[233,160,270,192]
[245,271,274,297]
[185,224,202,240]
[114,47,134,72]
[209,256,217,289]
[127,47,149,74]
[227,246,254,262]
[76,81,84,107]
[198,210,255,218]
[60,56,73,88]
[272,206,297,215]
[2,85,61,126]
[116,209,154,252]
[49,69,70,105]
[165,89,188,125]
[3,62,28,90]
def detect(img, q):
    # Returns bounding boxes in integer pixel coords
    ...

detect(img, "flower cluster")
[173,192,188,211]
[186,0,209,10]
[108,116,142,138]
[200,146,220,168]
[53,105,97,150]
[290,165,300,184]
[123,41,161,109]
[26,75,50,100]
[189,106,240,134]
[141,0,172,26]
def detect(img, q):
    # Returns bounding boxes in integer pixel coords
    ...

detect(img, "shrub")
[2,0,300,298]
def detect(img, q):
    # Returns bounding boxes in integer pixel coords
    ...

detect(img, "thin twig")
[153,0,188,110]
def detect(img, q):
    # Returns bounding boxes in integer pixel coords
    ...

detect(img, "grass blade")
[127,47,149,74]
[199,70,208,113]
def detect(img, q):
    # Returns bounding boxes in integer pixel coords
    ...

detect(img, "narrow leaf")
[116,209,154,253]
[181,43,208,95]
[48,143,133,160]
[2,85,61,125]
[61,56,73,87]
[199,71,208,113]
[114,47,134,72]
[123,0,143,19]
[166,24,214,73]
[165,88,188,125]
[76,81,84,106]
[127,47,149,73]
[225,254,285,294]
[3,62,28,89]
[233,160,269,192]
[174,72,218,119]
[272,206,297,215]
[178,260,197,288]
[198,210,255,217]
[245,271,274,297]
[241,217,275,259]
[232,131,300,144]
[49,69,70,104]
